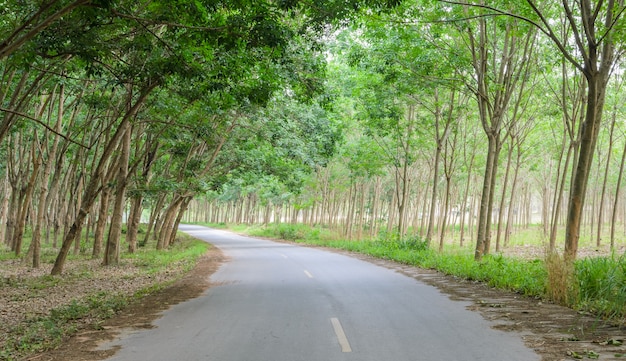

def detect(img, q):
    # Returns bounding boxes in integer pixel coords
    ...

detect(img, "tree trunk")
[357,182,366,240]
[396,154,410,237]
[143,194,166,247]
[439,175,452,252]
[13,138,41,256]
[345,183,355,239]
[170,197,192,246]
[475,134,496,260]
[565,74,607,260]
[504,145,522,248]
[127,195,143,253]
[483,141,502,256]
[610,130,626,250]
[596,108,616,247]
[157,196,184,250]
[0,172,8,246]
[495,139,514,252]
[370,177,381,238]
[550,143,574,251]
[104,124,131,266]
[459,143,476,247]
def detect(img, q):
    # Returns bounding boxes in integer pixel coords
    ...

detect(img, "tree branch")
[0,107,90,149]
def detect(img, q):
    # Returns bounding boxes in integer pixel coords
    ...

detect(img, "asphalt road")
[104,225,539,361]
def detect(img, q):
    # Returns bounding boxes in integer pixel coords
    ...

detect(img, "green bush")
[277,224,303,241]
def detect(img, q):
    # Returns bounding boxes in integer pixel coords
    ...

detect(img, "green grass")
[575,255,626,320]
[209,222,626,323]
[123,235,208,274]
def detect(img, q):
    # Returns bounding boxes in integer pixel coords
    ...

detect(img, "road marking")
[330,317,352,353]
[279,253,288,259]
[304,270,314,278]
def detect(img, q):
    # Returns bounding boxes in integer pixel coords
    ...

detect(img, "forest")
[2,0,626,277]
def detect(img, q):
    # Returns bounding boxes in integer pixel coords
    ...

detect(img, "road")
[104,225,539,361]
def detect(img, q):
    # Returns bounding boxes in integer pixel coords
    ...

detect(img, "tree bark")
[104,124,131,266]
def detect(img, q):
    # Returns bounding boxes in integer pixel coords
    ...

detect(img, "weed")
[545,252,577,306]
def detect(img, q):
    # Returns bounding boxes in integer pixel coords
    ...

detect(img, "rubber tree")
[434,1,538,260]
[523,0,625,260]
[444,0,626,259]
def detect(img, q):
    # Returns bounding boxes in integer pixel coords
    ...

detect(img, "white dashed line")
[330,318,352,352]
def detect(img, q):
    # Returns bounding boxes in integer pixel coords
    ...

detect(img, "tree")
[526,0,625,260]
[435,1,538,259]
[444,0,626,259]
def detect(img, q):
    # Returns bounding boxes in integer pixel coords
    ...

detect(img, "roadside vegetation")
[209,222,626,324]
[0,232,208,361]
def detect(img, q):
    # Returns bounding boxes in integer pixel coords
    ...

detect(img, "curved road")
[105,225,539,361]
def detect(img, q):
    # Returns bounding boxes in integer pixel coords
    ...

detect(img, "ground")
[8,243,626,361]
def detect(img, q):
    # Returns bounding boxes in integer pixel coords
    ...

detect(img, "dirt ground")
[31,245,626,361]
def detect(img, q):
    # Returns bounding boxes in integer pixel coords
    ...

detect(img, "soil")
[29,245,626,361]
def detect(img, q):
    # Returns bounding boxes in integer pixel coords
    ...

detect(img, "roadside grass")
[205,222,626,324]
[123,236,208,274]
[0,231,208,361]
[575,255,626,320]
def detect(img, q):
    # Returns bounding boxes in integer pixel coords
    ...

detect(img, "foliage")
[374,231,430,252]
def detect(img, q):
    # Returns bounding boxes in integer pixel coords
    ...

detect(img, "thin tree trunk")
[104,124,131,266]
[496,139,514,252]
[504,145,522,248]
[13,139,41,256]
[370,177,381,238]
[596,108,616,247]
[459,155,476,247]
[0,172,8,245]
[127,195,143,253]
[610,133,626,250]
[476,135,496,259]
